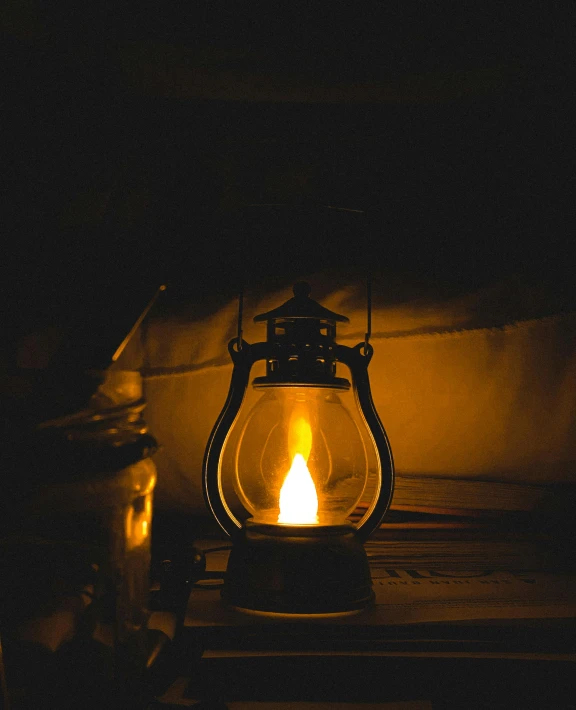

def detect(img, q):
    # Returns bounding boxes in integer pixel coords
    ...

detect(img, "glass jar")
[0,369,157,709]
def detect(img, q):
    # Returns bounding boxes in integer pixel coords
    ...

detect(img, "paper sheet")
[365,568,576,624]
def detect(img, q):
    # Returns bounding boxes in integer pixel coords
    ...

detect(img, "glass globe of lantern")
[232,385,369,527]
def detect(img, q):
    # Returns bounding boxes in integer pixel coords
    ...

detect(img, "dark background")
[2,1,574,368]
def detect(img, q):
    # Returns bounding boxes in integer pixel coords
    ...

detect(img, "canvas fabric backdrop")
[123,284,576,515]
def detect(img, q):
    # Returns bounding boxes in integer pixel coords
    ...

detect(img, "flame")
[278,415,318,524]
[287,415,312,462]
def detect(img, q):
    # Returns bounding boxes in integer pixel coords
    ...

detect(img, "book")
[386,475,561,515]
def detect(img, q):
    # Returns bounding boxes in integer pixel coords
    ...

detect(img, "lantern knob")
[254,285,348,323]
[293,281,312,299]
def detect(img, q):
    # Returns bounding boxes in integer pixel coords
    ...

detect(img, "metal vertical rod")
[0,630,10,710]
[111,283,167,363]
[364,277,372,350]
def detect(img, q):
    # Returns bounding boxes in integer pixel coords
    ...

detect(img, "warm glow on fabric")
[278,416,318,524]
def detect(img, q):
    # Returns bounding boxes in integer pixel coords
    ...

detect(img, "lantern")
[203,282,394,615]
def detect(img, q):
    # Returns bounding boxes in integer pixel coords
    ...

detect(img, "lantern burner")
[223,521,373,615]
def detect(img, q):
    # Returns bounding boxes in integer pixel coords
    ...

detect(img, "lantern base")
[221,521,374,616]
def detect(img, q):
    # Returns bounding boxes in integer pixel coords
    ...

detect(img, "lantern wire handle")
[364,277,372,353]
[236,288,244,350]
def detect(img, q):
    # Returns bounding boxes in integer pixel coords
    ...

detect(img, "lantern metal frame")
[202,283,394,615]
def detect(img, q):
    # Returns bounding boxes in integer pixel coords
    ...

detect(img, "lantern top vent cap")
[254,282,349,324]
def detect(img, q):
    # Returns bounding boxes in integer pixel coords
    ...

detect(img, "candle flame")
[278,416,318,524]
